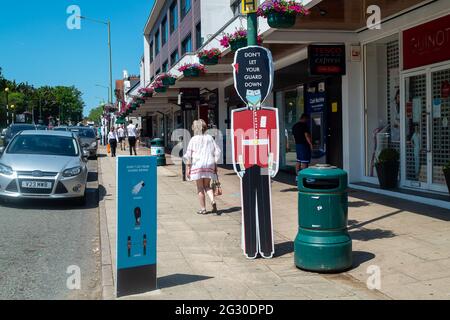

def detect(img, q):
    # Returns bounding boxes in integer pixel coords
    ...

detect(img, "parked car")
[0,130,89,205]
[36,125,48,131]
[68,126,98,158]
[53,126,69,132]
[2,124,37,147]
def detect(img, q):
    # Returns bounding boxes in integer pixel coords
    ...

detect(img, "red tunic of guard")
[232,107,279,172]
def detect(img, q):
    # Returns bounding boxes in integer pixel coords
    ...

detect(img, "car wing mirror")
[82,149,90,160]
[0,147,4,155]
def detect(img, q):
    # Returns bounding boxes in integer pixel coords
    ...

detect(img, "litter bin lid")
[298,164,348,192]
[299,164,347,177]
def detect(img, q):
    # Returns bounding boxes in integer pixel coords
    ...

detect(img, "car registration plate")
[21,181,53,189]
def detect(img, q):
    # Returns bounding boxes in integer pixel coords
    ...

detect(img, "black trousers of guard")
[241,165,273,258]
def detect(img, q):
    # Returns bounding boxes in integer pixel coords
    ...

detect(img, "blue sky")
[0,0,155,116]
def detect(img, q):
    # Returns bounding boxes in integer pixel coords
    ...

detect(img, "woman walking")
[183,120,221,215]
[108,127,118,157]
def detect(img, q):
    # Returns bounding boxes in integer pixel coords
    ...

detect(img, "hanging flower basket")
[139,87,154,98]
[267,12,296,28]
[230,38,247,52]
[184,68,200,77]
[152,79,168,93]
[156,73,177,86]
[162,77,176,86]
[198,48,221,65]
[179,63,206,78]
[257,1,310,29]
[199,56,219,65]
[154,86,167,93]
[134,98,145,105]
[220,28,263,52]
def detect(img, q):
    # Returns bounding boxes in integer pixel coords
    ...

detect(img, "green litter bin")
[150,138,166,166]
[294,164,352,272]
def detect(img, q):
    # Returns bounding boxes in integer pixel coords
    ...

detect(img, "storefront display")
[364,13,450,193]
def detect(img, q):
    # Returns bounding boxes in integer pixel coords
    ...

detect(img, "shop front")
[362,12,450,195]
[274,56,344,172]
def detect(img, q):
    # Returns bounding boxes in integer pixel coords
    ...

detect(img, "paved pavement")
[99,146,450,300]
[0,160,102,300]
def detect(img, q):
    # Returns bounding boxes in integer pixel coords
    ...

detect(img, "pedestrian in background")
[97,126,103,146]
[127,120,138,156]
[117,125,125,151]
[108,127,118,157]
[183,119,221,215]
[292,113,313,176]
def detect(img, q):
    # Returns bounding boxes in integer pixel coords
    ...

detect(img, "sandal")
[197,209,207,215]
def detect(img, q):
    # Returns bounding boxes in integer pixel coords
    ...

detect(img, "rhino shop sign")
[308,44,346,76]
[233,46,274,107]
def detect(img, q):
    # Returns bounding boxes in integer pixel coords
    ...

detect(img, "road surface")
[0,159,101,300]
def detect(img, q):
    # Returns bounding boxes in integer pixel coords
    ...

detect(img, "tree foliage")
[87,105,104,124]
[0,67,85,127]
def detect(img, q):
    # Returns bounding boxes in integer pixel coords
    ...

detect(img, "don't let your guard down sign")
[233,46,274,107]
[116,156,157,297]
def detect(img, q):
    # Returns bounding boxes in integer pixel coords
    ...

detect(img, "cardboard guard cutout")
[231,46,279,259]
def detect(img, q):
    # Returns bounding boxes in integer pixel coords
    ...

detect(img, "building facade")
[124,0,450,208]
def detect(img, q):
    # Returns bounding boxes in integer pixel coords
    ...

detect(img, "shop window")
[276,86,305,170]
[162,60,168,73]
[364,34,399,178]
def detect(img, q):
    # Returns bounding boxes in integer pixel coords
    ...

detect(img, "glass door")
[402,72,428,189]
[401,65,450,193]
[430,66,450,192]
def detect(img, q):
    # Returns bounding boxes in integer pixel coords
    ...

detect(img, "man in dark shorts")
[292,114,313,176]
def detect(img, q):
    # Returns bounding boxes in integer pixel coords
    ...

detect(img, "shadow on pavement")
[349,228,396,241]
[348,200,371,208]
[274,241,294,257]
[349,190,450,221]
[157,273,213,289]
[352,251,376,268]
[219,206,241,214]
[98,184,108,202]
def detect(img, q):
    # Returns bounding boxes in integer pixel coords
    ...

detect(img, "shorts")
[118,137,124,143]
[296,144,311,164]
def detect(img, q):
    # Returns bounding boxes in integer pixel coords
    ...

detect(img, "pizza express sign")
[308,44,346,76]
[233,46,274,107]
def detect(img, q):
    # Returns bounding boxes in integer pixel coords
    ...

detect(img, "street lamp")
[95,84,109,103]
[78,15,113,106]
[10,105,15,124]
[4,88,9,126]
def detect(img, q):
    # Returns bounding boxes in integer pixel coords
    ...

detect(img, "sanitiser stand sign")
[116,156,157,297]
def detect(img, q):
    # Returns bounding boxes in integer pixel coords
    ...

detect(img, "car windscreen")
[70,128,95,138]
[7,135,79,156]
